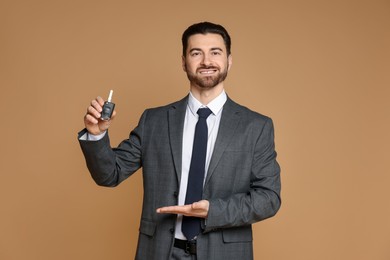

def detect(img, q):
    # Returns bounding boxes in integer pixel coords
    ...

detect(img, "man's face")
[182,33,232,89]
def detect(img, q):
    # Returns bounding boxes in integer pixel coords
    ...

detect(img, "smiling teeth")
[200,71,215,74]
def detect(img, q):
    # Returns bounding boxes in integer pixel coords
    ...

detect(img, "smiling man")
[79,22,281,260]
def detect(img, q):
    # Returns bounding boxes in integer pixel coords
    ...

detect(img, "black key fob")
[101,101,115,120]
[101,90,115,120]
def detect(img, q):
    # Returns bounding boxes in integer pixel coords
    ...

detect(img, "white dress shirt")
[175,90,227,240]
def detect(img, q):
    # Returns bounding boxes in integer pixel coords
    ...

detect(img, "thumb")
[192,200,205,209]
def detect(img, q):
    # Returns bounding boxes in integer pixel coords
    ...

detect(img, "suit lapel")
[205,98,241,187]
[168,96,188,182]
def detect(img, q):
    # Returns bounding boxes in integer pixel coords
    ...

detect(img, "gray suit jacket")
[79,96,281,260]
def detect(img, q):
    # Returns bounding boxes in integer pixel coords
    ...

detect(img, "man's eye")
[212,51,221,55]
[191,52,201,56]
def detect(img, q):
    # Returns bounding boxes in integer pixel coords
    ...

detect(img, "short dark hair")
[182,21,231,56]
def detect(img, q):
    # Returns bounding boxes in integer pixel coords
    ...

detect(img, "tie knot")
[197,107,212,119]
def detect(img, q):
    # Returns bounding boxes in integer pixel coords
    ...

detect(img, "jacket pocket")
[222,225,253,243]
[139,219,157,237]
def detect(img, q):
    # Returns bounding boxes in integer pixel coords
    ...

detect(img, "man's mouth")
[198,68,218,75]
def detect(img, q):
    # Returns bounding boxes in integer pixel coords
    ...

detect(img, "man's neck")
[190,83,224,105]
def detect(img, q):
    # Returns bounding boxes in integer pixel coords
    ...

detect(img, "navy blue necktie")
[182,107,213,240]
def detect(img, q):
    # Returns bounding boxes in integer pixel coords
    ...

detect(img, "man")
[79,22,281,260]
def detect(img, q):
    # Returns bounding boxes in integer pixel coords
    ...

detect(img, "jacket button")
[169,228,174,234]
[173,191,178,197]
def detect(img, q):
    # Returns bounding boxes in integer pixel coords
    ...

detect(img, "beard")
[185,64,229,89]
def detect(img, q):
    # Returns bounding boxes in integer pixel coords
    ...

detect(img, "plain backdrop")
[1,0,389,259]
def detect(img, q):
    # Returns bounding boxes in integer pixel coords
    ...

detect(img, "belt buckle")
[185,240,196,255]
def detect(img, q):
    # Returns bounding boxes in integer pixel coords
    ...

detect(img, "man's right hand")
[84,96,117,135]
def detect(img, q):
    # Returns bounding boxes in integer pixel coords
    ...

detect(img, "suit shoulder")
[228,98,272,123]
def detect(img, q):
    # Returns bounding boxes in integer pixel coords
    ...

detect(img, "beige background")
[1,0,389,259]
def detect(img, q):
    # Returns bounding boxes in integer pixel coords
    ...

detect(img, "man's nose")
[201,54,212,66]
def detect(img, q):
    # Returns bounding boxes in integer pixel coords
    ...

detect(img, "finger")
[156,205,189,214]
[96,96,105,107]
[87,105,101,119]
[84,113,99,124]
[157,205,181,213]
[91,99,102,113]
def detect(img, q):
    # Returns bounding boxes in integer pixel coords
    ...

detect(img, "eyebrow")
[211,47,223,52]
[189,47,224,53]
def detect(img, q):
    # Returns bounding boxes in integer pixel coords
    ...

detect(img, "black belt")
[174,238,197,255]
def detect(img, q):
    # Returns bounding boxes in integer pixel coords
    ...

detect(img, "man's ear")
[228,54,233,71]
[182,55,186,72]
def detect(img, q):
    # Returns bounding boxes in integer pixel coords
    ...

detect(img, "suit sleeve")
[204,118,281,231]
[78,110,147,187]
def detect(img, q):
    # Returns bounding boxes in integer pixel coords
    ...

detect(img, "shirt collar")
[188,90,227,117]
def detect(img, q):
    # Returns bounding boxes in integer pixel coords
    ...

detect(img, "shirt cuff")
[79,131,107,141]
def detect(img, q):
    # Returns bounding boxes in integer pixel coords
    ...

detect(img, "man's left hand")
[156,200,209,218]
